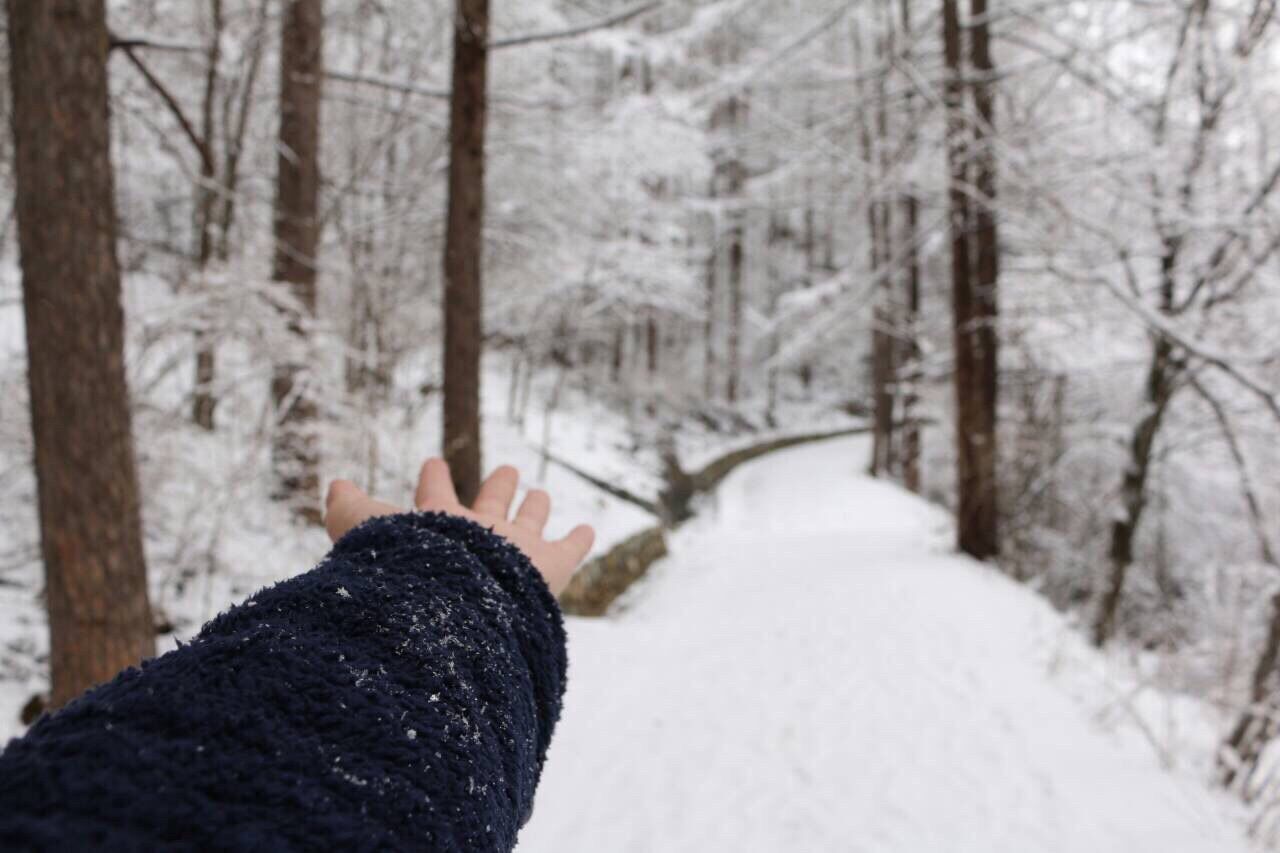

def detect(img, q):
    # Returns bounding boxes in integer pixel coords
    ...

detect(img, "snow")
[517,435,1249,852]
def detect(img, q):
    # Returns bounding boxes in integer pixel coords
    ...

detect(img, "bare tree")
[191,0,224,430]
[111,2,271,432]
[1092,0,1242,646]
[442,0,491,504]
[708,93,749,405]
[897,0,923,495]
[7,0,155,707]
[857,13,898,480]
[942,0,1000,560]
[193,0,271,429]
[271,0,324,522]
[965,0,1000,555]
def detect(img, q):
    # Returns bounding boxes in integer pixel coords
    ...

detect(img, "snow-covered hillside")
[518,435,1249,852]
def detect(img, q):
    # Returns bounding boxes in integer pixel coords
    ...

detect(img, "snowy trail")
[517,436,1248,852]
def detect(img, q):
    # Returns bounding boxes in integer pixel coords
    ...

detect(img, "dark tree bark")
[899,185,922,494]
[646,312,659,374]
[899,0,922,495]
[858,17,897,479]
[943,0,1000,559]
[1221,592,1280,791]
[270,0,324,523]
[709,95,748,405]
[725,216,744,404]
[192,0,224,431]
[703,212,717,400]
[7,0,155,707]
[968,0,1000,535]
[796,100,818,395]
[442,0,491,504]
[765,211,785,423]
[1092,246,1182,646]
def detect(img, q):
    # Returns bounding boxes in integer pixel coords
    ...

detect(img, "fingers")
[415,457,459,510]
[514,489,551,533]
[556,524,595,567]
[473,465,519,520]
[324,479,367,543]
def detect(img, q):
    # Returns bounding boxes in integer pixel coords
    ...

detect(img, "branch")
[324,67,451,101]
[1178,154,1280,311]
[109,34,202,53]
[1189,374,1278,568]
[109,27,596,105]
[323,68,559,108]
[490,0,663,50]
[113,39,215,174]
[539,452,659,516]
[1096,272,1280,425]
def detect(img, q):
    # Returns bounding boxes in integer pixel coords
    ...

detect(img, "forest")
[1,0,1279,848]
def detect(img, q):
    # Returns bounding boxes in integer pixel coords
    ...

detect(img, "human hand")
[325,458,595,597]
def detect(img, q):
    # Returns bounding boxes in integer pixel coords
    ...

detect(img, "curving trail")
[518,436,1248,852]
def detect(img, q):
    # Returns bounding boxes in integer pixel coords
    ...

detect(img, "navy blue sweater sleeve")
[0,512,568,852]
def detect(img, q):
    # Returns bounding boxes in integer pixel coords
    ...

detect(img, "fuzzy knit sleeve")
[0,512,568,852]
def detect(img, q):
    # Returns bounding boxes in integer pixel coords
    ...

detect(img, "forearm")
[0,512,567,851]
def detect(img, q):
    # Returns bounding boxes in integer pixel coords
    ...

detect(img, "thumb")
[324,479,369,543]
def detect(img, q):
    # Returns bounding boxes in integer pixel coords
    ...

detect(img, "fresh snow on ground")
[518,435,1250,852]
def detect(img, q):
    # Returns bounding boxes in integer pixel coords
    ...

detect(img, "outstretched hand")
[325,458,595,597]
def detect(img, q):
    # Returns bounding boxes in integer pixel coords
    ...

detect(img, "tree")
[897,0,923,495]
[442,0,491,504]
[966,0,1000,554]
[6,0,155,707]
[193,0,271,429]
[942,0,1000,560]
[271,0,324,523]
[1089,0,1278,647]
[112,1,271,432]
[857,12,898,480]
[708,93,749,405]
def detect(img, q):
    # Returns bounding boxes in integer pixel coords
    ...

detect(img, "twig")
[540,453,659,516]
[109,34,201,53]
[490,0,663,49]
[113,39,215,174]
[1189,374,1279,567]
[1096,272,1280,425]
[324,68,451,101]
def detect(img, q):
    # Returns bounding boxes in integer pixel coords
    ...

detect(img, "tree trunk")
[646,312,659,374]
[725,218,744,404]
[900,187,922,494]
[1092,263,1181,647]
[969,0,1000,527]
[899,0,922,494]
[195,0,268,430]
[860,17,897,479]
[703,209,717,400]
[270,0,324,524]
[712,95,748,407]
[7,0,155,707]
[944,0,1000,560]
[191,0,224,431]
[765,212,785,424]
[441,0,490,504]
[1091,236,1182,646]
[797,100,817,395]
[1221,591,1280,791]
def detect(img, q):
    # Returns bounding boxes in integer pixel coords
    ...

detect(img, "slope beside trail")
[517,435,1249,852]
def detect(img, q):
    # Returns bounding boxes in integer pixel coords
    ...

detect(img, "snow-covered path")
[517,436,1248,852]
